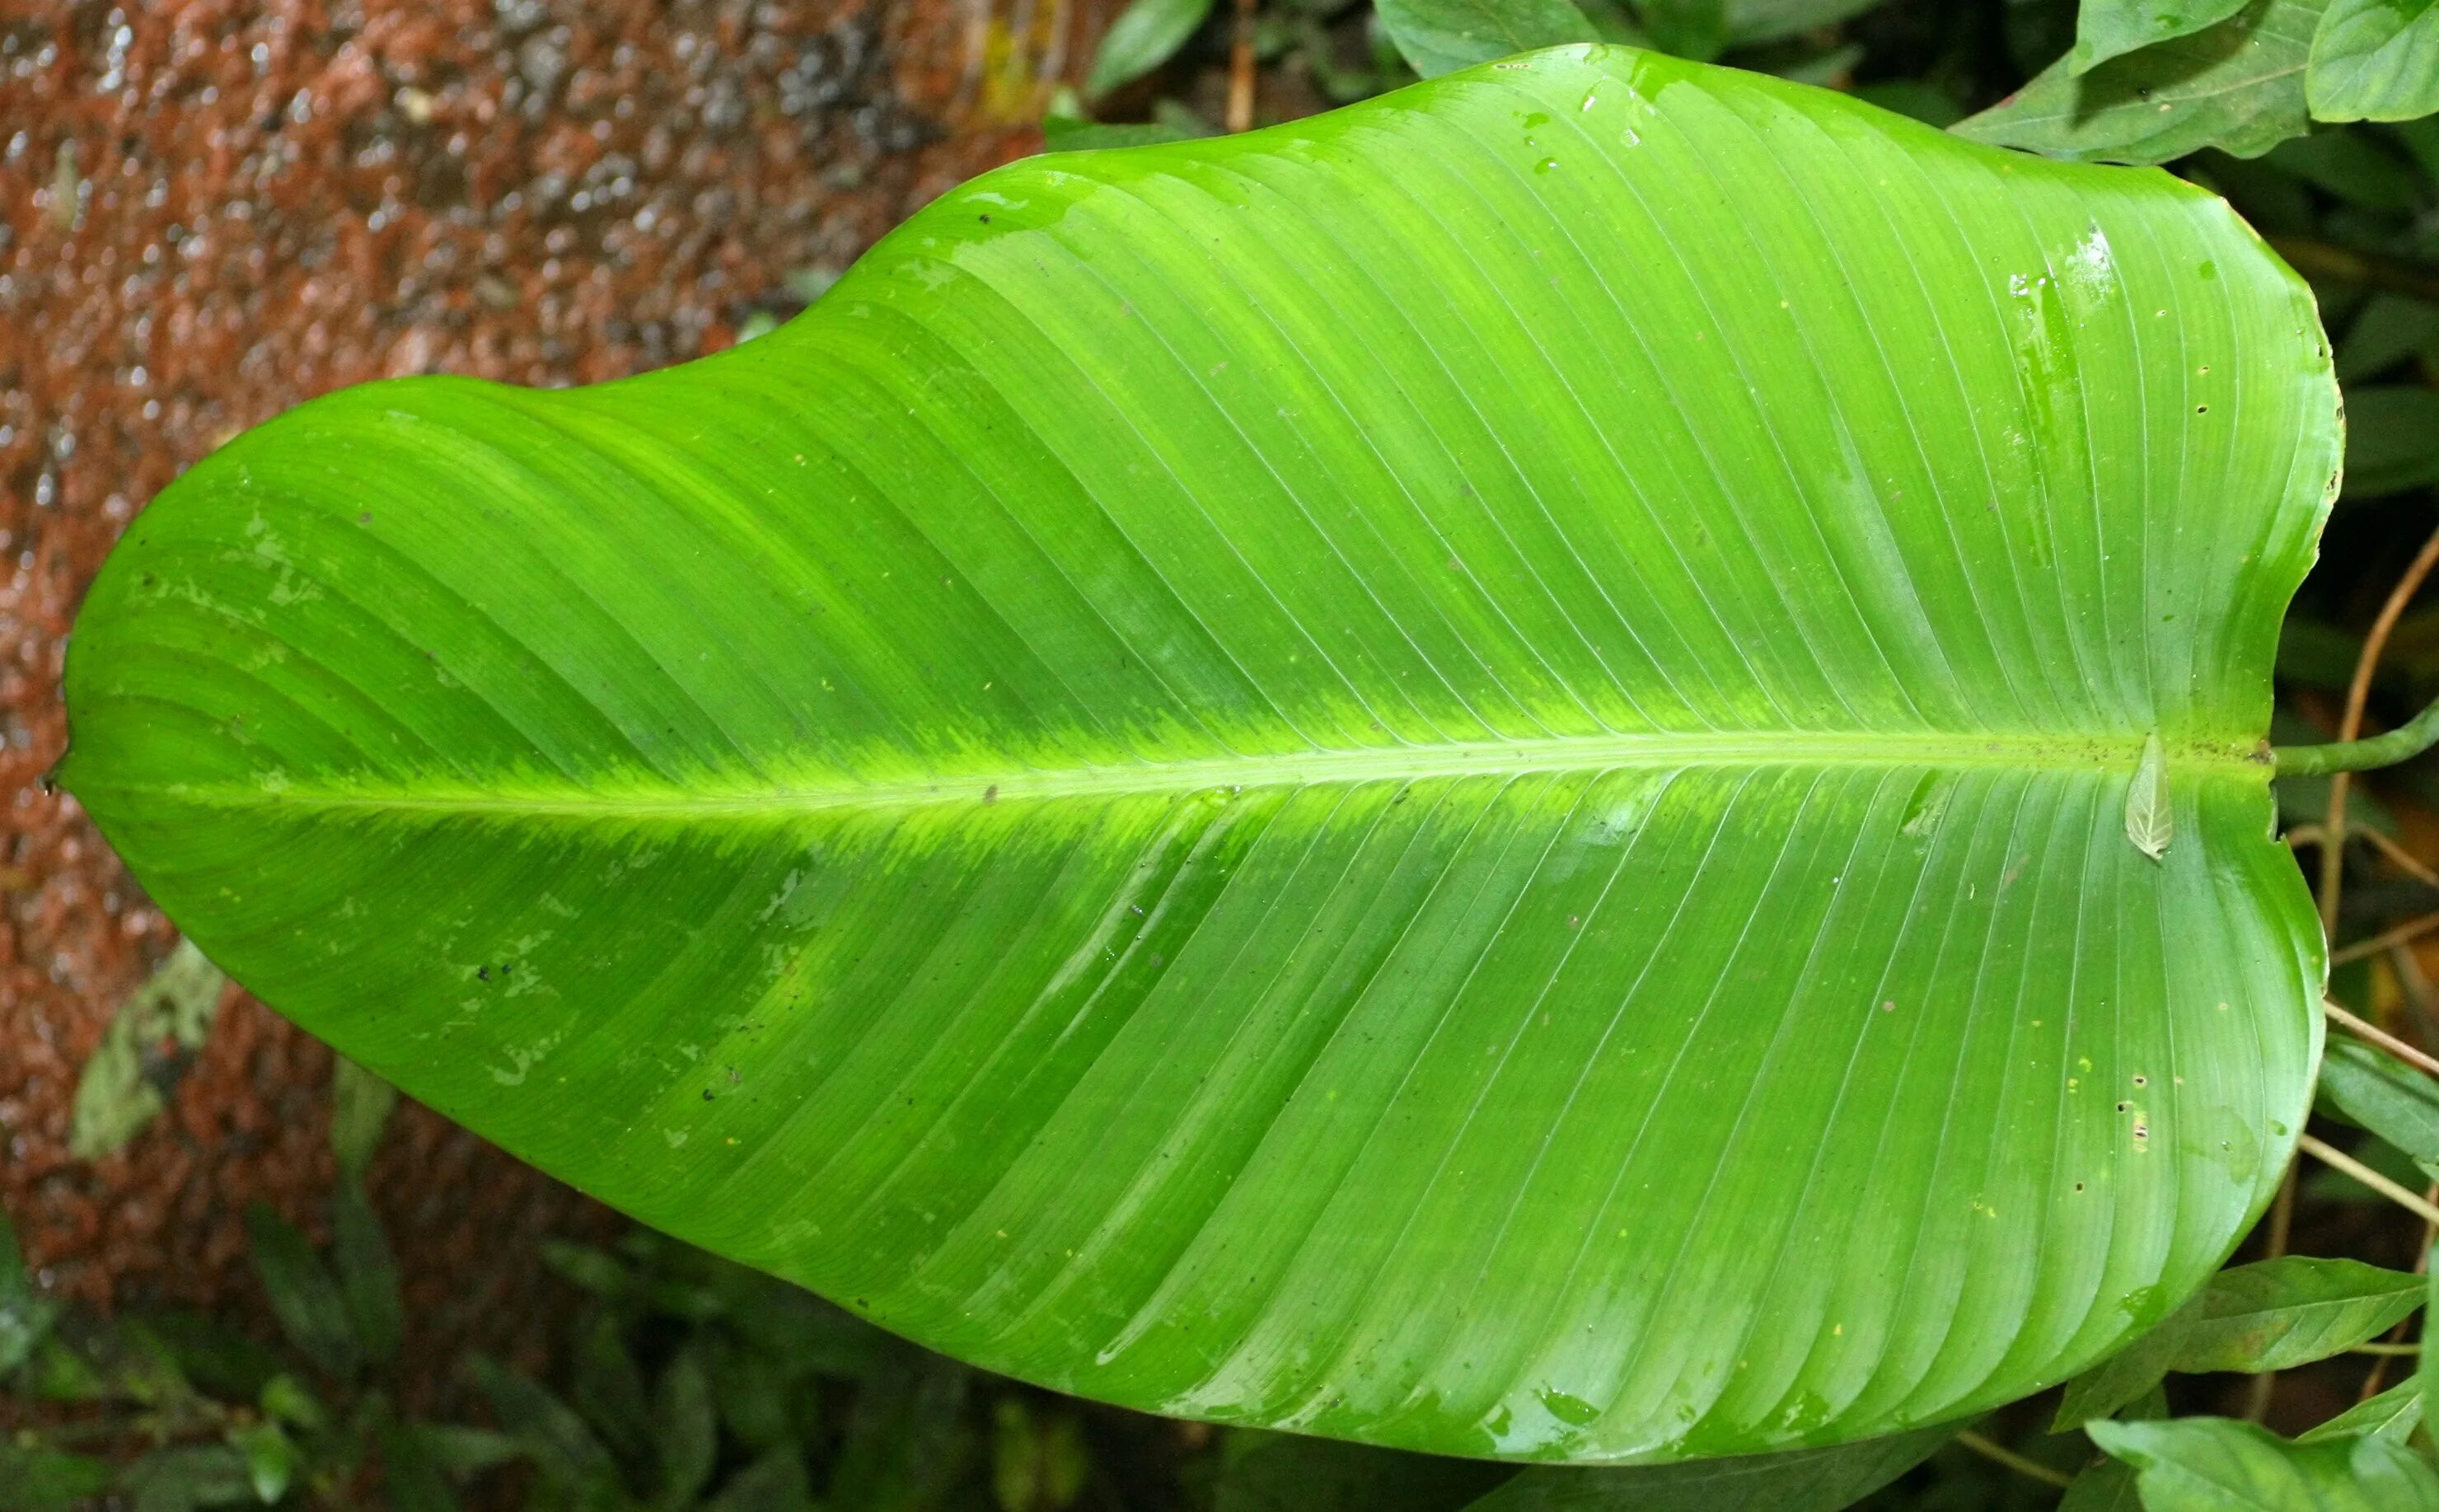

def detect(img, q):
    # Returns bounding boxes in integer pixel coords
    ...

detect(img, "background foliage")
[16,0,2439,1507]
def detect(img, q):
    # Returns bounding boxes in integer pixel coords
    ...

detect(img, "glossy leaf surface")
[63,47,2337,1463]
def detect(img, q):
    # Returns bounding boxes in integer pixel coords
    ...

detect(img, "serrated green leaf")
[2090,1416,2439,1510]
[2170,1256,2425,1373]
[2309,0,2439,121]
[2070,0,2254,73]
[1463,1425,1955,1509]
[2317,1038,2439,1162]
[1376,0,1599,75]
[243,1203,359,1379]
[62,48,2339,1463]
[2297,1378,2424,1444]
[1086,0,1218,97]
[1956,0,2331,163]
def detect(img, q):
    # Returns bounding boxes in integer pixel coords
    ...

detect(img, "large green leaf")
[61,46,2337,1463]
[1956,0,2330,164]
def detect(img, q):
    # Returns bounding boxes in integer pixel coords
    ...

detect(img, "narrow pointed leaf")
[1956,1,2331,163]
[2166,1257,2425,1374]
[62,47,2337,1463]
[2069,0,2253,73]
[2296,1379,2423,1444]
[2308,0,2439,121]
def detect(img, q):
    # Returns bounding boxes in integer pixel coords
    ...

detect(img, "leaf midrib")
[83,728,2263,821]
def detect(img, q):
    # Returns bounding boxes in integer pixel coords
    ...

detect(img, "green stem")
[2273,698,2439,776]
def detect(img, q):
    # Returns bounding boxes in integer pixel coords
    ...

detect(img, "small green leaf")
[71,939,227,1161]
[2309,0,2439,120]
[2171,1256,2425,1374]
[1463,1426,1956,1510]
[1375,0,1599,76]
[0,1445,115,1511]
[259,1371,329,1432]
[330,1181,403,1364]
[2126,733,2173,859]
[655,1346,719,1510]
[1086,0,1216,97]
[2089,1415,2439,1510]
[2298,1378,2424,1444]
[227,1422,297,1505]
[1955,0,2331,163]
[243,1203,359,1379]
[2317,1039,2439,1163]
[2340,387,2439,498]
[329,1058,396,1181]
[1636,0,1729,58]
[2069,0,2253,73]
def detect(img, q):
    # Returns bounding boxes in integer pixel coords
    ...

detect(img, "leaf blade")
[61,48,2338,1464]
